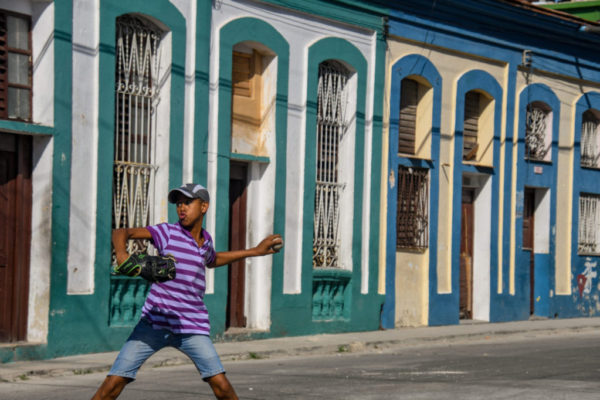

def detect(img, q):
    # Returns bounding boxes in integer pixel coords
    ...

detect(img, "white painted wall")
[209,0,377,299]
[28,134,53,343]
[32,1,54,126]
[472,174,491,322]
[243,52,277,330]
[67,0,99,294]
[339,72,357,272]
[153,31,173,226]
[170,0,197,184]
[360,32,377,294]
[534,188,551,255]
[26,0,55,343]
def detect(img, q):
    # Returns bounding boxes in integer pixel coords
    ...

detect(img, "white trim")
[170,0,197,183]
[28,136,53,342]
[471,173,491,322]
[66,0,99,294]
[534,188,551,255]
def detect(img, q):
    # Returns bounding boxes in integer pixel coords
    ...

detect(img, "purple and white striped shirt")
[142,222,216,335]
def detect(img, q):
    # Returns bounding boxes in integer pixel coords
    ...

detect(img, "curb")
[2,319,600,383]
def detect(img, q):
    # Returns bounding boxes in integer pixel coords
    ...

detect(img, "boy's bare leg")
[207,373,239,400]
[91,375,132,400]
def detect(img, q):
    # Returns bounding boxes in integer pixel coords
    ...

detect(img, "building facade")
[380,0,600,327]
[0,0,386,362]
[4,0,600,363]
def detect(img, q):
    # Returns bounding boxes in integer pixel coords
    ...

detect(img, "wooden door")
[0,134,32,342]
[523,188,535,315]
[227,162,248,329]
[459,188,475,320]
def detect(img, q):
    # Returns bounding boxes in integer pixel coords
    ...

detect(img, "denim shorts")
[109,318,225,380]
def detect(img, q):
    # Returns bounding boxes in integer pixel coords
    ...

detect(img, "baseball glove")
[114,253,177,283]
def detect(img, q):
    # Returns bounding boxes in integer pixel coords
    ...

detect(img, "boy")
[92,183,282,400]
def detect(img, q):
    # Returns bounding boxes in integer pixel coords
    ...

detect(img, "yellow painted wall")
[395,250,429,326]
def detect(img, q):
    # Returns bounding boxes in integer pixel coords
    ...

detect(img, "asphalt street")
[2,330,600,399]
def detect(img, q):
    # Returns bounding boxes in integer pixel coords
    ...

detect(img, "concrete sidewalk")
[2,317,600,382]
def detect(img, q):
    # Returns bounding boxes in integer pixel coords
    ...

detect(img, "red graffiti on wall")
[577,274,587,297]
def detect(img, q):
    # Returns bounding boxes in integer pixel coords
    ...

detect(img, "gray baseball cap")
[168,183,210,203]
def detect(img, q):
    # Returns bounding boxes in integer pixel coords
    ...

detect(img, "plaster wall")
[209,0,377,296]
[67,0,99,294]
[472,174,492,321]
[242,53,277,330]
[29,135,53,342]
[394,250,429,326]
[535,188,551,255]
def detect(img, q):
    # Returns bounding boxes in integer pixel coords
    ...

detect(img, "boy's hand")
[255,234,283,255]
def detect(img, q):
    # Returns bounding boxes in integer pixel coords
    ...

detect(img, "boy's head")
[168,183,210,204]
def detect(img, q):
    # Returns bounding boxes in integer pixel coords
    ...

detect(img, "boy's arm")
[112,227,153,265]
[209,234,282,268]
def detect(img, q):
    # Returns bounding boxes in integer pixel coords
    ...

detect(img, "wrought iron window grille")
[396,166,429,250]
[313,61,350,269]
[112,15,163,263]
[525,105,550,161]
[579,193,600,255]
[581,111,600,168]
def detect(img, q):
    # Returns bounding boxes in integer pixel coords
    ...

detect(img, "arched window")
[581,110,600,168]
[113,14,164,254]
[313,60,351,269]
[525,102,552,162]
